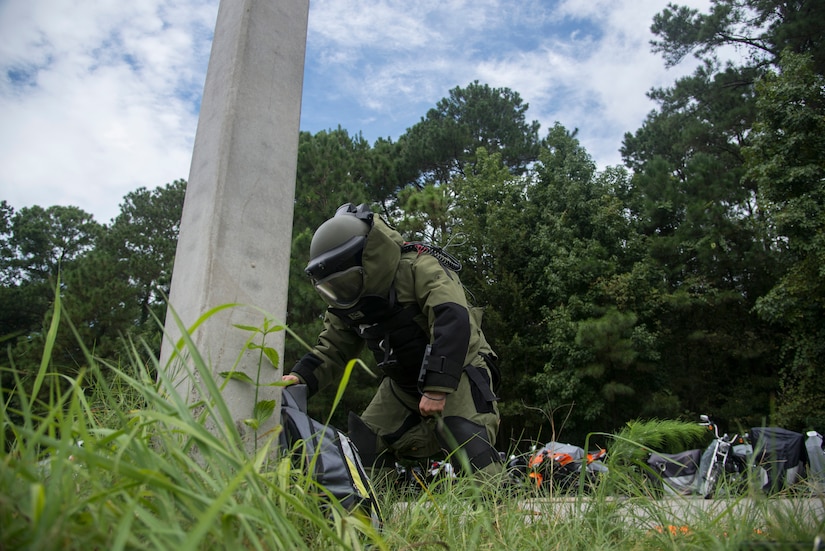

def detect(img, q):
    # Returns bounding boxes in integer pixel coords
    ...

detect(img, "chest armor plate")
[329,294,428,392]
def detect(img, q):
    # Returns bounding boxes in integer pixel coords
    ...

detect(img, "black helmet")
[305,204,373,308]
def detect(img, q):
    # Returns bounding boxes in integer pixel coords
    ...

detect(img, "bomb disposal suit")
[287,204,502,476]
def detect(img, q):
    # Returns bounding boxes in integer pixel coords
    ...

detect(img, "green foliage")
[615,0,817,433]
[650,0,825,73]
[3,296,823,550]
[606,418,709,467]
[379,435,819,550]
[399,80,540,187]
[293,128,373,232]
[4,0,825,448]
[1,294,384,550]
[1,182,185,377]
[746,50,825,428]
[218,316,286,435]
[103,180,186,326]
[0,204,102,344]
[393,82,541,243]
[507,126,654,439]
[5,204,101,282]
[395,182,452,244]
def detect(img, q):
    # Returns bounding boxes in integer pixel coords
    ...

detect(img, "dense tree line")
[2,0,823,447]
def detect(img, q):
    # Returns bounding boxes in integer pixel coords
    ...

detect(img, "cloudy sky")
[0,0,711,224]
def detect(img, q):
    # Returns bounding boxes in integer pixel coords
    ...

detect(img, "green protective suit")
[290,215,502,474]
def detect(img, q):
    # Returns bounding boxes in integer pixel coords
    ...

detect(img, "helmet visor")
[305,236,366,281]
[313,266,365,308]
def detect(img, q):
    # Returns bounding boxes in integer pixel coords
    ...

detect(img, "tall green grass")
[2,289,822,550]
[0,290,382,550]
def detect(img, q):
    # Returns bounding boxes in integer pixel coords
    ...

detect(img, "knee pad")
[437,416,501,474]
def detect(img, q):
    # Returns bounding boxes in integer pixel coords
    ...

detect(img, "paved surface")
[517,496,825,529]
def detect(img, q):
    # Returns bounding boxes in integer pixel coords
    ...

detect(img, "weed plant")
[378,448,824,550]
[1,292,380,550]
[1,292,822,549]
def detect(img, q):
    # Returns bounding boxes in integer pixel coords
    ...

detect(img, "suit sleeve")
[412,255,473,393]
[289,311,365,397]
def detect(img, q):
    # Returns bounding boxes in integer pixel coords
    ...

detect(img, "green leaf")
[262,319,286,333]
[30,483,46,524]
[253,400,276,425]
[233,323,261,333]
[262,347,280,368]
[325,358,360,426]
[33,281,62,400]
[217,371,255,385]
[242,418,260,430]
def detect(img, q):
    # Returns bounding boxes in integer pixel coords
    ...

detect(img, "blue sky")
[0,0,712,224]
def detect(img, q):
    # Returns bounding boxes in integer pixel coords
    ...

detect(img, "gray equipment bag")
[279,384,382,529]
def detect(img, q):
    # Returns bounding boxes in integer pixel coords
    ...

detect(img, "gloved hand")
[419,391,447,417]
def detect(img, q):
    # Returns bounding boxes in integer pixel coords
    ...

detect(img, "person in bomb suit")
[282,203,503,479]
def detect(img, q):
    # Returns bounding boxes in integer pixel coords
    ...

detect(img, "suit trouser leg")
[355,369,501,477]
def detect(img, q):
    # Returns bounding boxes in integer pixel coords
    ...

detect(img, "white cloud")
[377,0,711,167]
[306,0,525,110]
[1,0,722,223]
[0,0,216,223]
[304,0,712,169]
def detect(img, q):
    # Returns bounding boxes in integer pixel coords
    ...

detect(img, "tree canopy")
[3,0,824,443]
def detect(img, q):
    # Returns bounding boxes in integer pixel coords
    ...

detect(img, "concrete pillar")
[160,0,309,450]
